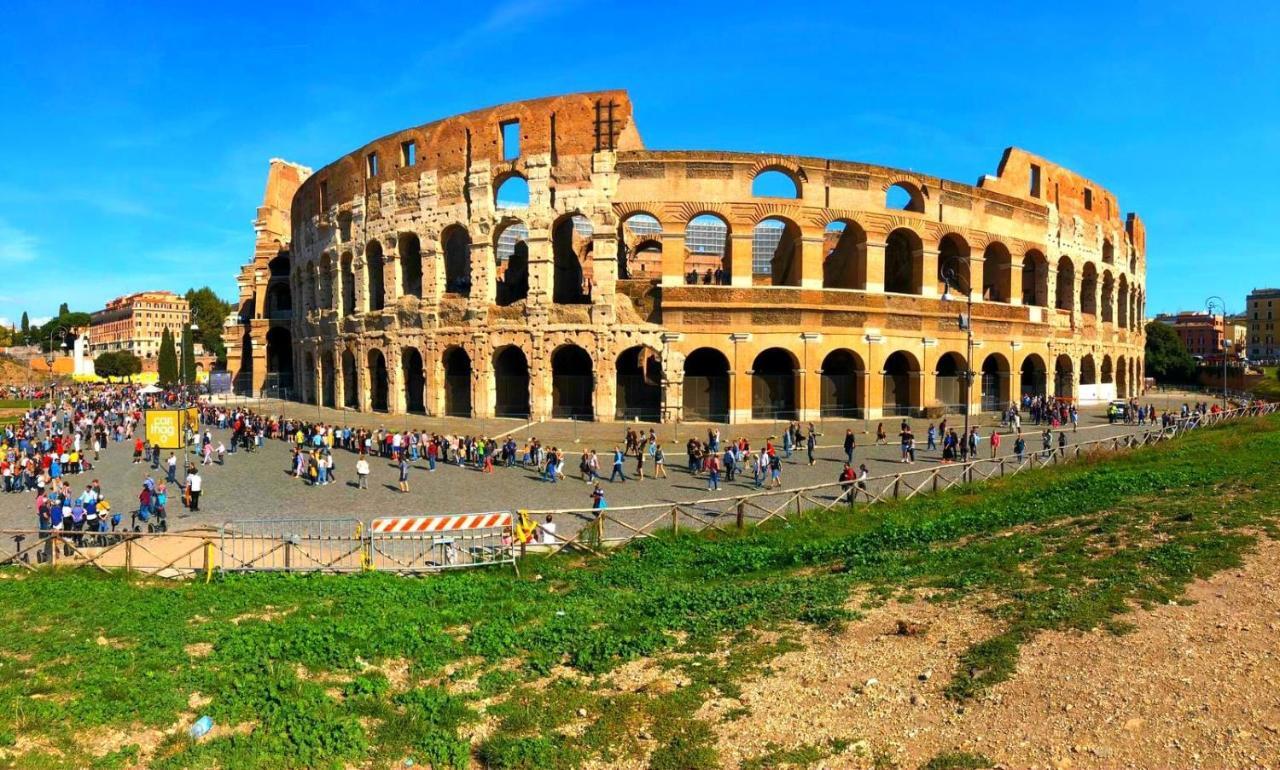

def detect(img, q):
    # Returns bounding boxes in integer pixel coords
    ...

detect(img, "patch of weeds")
[742,737,852,769]
[920,750,994,769]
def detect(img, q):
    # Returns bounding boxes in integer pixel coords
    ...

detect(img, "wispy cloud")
[0,219,38,265]
[0,184,155,219]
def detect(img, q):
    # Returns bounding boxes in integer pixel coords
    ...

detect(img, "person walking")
[706,451,720,491]
[609,446,626,483]
[838,462,855,504]
[653,444,667,478]
[186,469,202,512]
[806,429,817,466]
[990,430,1001,459]
[843,429,855,465]
[356,454,370,489]
[166,453,177,483]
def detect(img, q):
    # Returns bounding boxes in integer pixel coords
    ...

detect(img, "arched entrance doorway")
[553,215,592,304]
[820,349,864,418]
[321,351,336,408]
[402,347,425,414]
[264,327,293,398]
[366,241,385,311]
[1020,354,1047,399]
[342,350,357,408]
[683,348,730,423]
[981,354,1010,412]
[751,348,798,420]
[493,346,531,418]
[551,345,594,419]
[935,352,967,414]
[368,350,389,412]
[882,351,921,416]
[1116,355,1128,399]
[443,347,472,417]
[616,346,662,422]
[1054,355,1074,399]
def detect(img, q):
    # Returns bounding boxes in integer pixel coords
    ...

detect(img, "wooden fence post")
[736,499,745,530]
[671,506,679,534]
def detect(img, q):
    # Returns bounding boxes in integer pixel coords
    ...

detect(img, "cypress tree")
[157,327,178,385]
[180,325,197,385]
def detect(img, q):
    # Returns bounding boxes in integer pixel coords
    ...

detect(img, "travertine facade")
[227,90,1146,422]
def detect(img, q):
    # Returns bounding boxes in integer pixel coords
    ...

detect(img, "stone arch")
[1080,353,1097,385]
[934,351,968,413]
[685,213,730,284]
[1022,249,1049,307]
[1054,354,1074,398]
[616,345,662,422]
[884,228,924,295]
[820,349,865,418]
[938,233,971,296]
[1101,270,1115,323]
[494,345,531,418]
[399,232,423,299]
[1117,355,1128,398]
[618,212,662,279]
[752,216,802,286]
[442,346,472,417]
[982,242,1012,303]
[882,350,922,415]
[268,254,290,277]
[981,353,1011,412]
[366,239,385,311]
[1117,274,1130,328]
[1020,353,1047,399]
[886,181,926,213]
[303,352,316,403]
[1101,354,1114,384]
[340,251,355,315]
[1081,262,1098,315]
[751,347,799,420]
[553,214,592,304]
[683,347,730,422]
[368,348,389,411]
[494,219,529,306]
[494,173,529,209]
[551,344,594,419]
[402,346,426,414]
[321,350,336,408]
[751,167,801,199]
[1055,256,1075,312]
[1102,238,1115,265]
[823,219,867,290]
[265,282,292,316]
[341,349,358,408]
[442,225,472,298]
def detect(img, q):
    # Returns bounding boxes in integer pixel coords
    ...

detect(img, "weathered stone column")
[660,228,686,287]
[921,248,940,298]
[1009,256,1024,306]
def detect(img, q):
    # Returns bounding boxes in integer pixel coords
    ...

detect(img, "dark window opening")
[366,152,379,178]
[1029,164,1041,198]
[1084,188,1093,210]
[401,141,416,167]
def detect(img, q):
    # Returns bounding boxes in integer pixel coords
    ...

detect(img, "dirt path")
[715,538,1280,769]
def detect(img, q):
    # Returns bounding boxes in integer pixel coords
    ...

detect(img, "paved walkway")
[0,394,1200,542]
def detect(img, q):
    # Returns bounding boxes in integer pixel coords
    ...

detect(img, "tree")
[20,312,29,338]
[180,325,197,385]
[1144,321,1197,384]
[157,327,179,385]
[58,302,69,317]
[94,351,142,381]
[184,287,233,366]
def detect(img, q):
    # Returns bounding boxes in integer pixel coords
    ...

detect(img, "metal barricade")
[367,512,516,574]
[219,518,365,573]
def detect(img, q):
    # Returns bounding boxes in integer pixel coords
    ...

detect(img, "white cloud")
[0,219,38,264]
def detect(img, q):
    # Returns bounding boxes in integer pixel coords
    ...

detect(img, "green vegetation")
[157,327,179,385]
[920,751,995,770]
[92,350,142,381]
[1145,320,1196,383]
[184,286,234,367]
[1,416,1279,769]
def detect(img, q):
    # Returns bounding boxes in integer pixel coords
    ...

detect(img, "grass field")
[2,415,1279,769]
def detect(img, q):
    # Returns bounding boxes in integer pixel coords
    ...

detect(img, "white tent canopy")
[139,384,163,394]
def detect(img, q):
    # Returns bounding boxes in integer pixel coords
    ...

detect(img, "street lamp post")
[940,267,975,453]
[1205,296,1227,411]
[179,322,199,471]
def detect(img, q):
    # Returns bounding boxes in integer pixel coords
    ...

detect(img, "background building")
[1246,288,1280,361]
[1153,311,1225,359]
[228,90,1147,421]
[89,291,191,360]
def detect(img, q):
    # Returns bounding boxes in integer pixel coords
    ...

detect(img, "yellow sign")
[145,408,199,449]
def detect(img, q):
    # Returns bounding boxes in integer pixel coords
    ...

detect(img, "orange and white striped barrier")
[369,512,512,535]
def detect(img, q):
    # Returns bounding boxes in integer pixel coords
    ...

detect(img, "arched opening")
[886,182,925,213]
[618,213,662,279]
[937,234,971,296]
[1101,355,1114,384]
[752,216,802,286]
[321,351,336,408]
[884,228,923,295]
[981,353,1011,412]
[685,213,730,285]
[319,253,335,311]
[268,255,290,278]
[982,242,1012,303]
[402,347,425,414]
[493,346,531,418]
[934,351,968,414]
[553,215,592,304]
[442,225,472,297]
[442,347,472,417]
[1022,250,1049,307]
[342,350,357,408]
[399,233,422,299]
[340,252,355,316]
[615,346,662,422]
[820,349,864,418]
[751,168,801,198]
[495,221,529,306]
[883,351,921,416]
[1055,257,1074,312]
[368,349,389,412]
[823,220,867,290]
[305,264,319,312]
[1080,354,1097,386]
[1080,263,1098,315]
[683,348,730,422]
[495,174,529,209]
[1020,354,1047,399]
[1054,355,1074,399]
[1116,355,1128,398]
[265,282,292,316]
[1101,271,1115,323]
[751,348,799,420]
[551,345,594,419]
[304,353,316,403]
[1102,238,1115,265]
[366,240,385,311]
[264,326,292,398]
[1117,275,1130,328]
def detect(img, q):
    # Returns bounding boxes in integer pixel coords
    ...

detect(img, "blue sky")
[1,0,1277,323]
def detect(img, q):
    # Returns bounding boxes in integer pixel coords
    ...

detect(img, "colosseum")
[225,89,1146,424]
